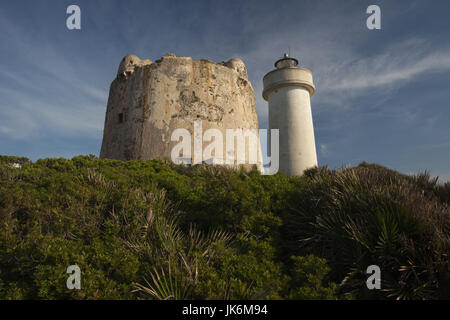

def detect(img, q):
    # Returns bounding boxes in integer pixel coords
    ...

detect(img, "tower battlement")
[100,53,261,168]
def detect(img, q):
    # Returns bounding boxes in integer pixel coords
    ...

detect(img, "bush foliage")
[0,155,449,300]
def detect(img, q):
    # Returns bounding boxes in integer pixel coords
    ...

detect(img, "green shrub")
[287,255,339,300]
[280,164,450,299]
[0,156,448,299]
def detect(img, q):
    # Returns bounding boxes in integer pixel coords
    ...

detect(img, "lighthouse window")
[118,113,124,124]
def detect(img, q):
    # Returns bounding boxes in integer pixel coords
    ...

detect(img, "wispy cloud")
[322,40,450,92]
[0,9,108,142]
[319,144,330,157]
[0,86,104,140]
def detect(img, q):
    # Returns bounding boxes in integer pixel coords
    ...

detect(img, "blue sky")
[1,0,449,181]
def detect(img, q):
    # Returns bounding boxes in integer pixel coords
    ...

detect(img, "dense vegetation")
[0,155,449,300]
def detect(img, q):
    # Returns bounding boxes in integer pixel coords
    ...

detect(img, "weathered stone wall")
[100,53,261,168]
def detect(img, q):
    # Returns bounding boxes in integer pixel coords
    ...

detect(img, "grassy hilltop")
[0,155,449,300]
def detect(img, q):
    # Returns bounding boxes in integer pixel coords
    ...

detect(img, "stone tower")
[262,54,318,176]
[100,53,261,169]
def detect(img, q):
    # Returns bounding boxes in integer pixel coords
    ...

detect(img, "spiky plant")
[283,164,450,299]
[119,188,233,300]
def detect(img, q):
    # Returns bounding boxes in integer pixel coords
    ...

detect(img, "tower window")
[118,113,124,124]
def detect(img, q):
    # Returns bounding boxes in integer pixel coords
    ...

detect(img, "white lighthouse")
[262,54,318,176]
